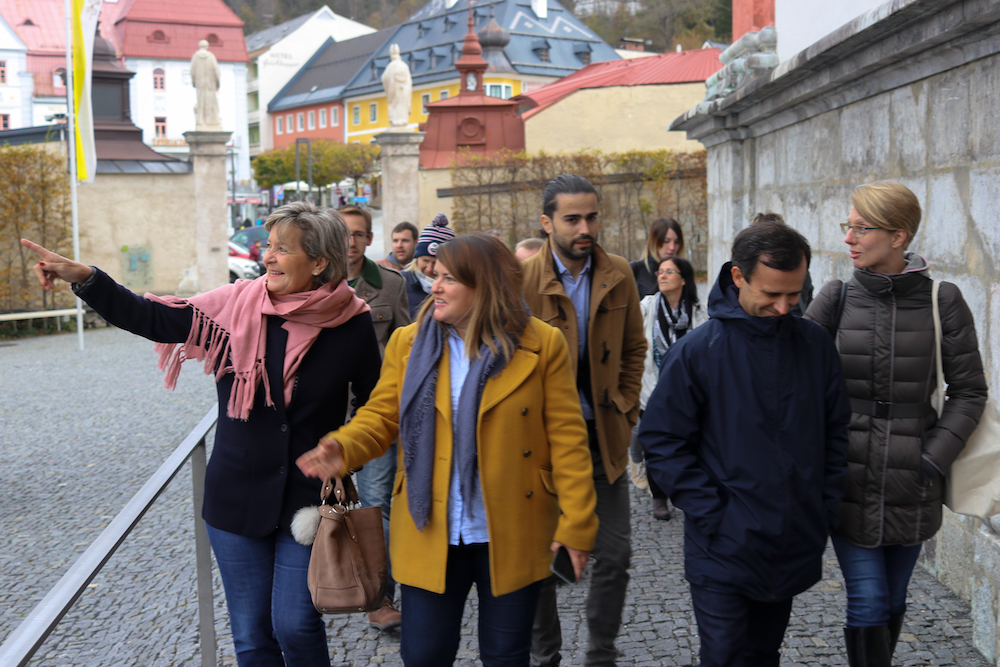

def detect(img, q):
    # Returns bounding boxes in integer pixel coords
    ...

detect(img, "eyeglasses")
[840,222,889,238]
[349,232,371,241]
[655,269,681,277]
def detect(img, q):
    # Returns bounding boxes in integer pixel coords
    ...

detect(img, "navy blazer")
[76,270,381,537]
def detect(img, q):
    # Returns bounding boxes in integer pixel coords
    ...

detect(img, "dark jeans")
[532,424,632,667]
[832,534,922,627]
[355,441,398,600]
[689,583,794,667]
[206,524,330,667]
[400,543,541,667]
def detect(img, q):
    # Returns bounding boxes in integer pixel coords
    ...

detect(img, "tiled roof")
[100,0,248,62]
[0,0,66,53]
[515,47,723,119]
[341,0,619,98]
[269,28,394,112]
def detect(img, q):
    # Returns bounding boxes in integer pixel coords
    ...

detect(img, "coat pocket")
[539,467,556,495]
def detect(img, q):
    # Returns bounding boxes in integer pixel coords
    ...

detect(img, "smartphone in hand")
[550,546,576,584]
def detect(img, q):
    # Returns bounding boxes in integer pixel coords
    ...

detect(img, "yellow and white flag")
[71,0,102,183]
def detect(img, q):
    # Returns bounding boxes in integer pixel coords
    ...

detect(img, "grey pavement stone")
[0,327,991,665]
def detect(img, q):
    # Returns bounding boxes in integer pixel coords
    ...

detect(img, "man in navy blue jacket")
[639,220,850,667]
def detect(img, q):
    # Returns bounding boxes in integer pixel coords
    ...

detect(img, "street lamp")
[295,137,313,203]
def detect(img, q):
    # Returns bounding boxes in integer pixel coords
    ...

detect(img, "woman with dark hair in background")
[22,202,381,667]
[627,217,686,496]
[805,181,986,666]
[630,217,685,297]
[634,256,706,519]
[297,233,598,667]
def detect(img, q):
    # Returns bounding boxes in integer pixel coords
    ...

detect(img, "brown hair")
[338,205,372,233]
[644,217,685,262]
[416,234,529,361]
[851,181,921,249]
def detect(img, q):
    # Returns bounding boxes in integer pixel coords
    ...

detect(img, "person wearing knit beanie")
[413,213,456,259]
[404,213,456,317]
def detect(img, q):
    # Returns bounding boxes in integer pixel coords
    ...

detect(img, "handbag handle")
[320,476,362,506]
[931,280,944,416]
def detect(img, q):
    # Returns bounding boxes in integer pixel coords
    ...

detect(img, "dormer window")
[443,16,456,32]
[417,22,431,39]
[148,30,169,43]
[206,33,221,46]
[53,68,66,88]
[574,42,592,65]
[532,39,551,63]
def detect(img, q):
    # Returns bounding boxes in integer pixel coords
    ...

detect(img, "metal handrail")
[0,406,220,667]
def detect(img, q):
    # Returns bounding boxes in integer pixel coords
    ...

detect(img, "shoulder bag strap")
[932,280,944,416]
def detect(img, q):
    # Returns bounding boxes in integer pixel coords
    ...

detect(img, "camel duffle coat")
[805,253,987,547]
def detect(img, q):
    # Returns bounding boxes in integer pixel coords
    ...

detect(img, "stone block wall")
[673,0,1000,660]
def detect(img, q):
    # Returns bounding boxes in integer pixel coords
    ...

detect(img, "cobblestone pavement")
[0,327,989,666]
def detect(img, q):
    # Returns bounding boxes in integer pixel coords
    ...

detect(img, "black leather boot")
[844,626,892,667]
[888,613,905,657]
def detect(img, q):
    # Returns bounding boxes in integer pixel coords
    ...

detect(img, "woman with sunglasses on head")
[805,181,986,667]
[636,256,706,520]
[297,233,598,667]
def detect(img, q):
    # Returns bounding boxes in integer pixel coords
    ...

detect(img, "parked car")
[229,256,262,282]
[231,226,268,254]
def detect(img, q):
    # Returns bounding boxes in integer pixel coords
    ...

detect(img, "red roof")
[100,0,248,62]
[516,48,723,120]
[0,0,66,54]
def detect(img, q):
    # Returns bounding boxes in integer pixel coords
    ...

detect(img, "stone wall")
[673,0,1000,661]
[78,171,200,296]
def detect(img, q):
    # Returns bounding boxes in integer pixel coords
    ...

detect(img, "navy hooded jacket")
[639,262,850,601]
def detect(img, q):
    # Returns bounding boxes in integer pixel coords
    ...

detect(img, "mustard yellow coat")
[329,316,599,597]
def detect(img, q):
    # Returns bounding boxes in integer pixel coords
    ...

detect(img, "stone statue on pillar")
[190,40,222,130]
[381,44,412,127]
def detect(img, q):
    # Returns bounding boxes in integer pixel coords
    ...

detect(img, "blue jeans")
[355,441,398,599]
[689,583,794,667]
[206,524,330,667]
[832,534,922,627]
[401,543,542,667]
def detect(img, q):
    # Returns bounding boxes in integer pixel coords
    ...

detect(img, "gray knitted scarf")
[399,316,514,530]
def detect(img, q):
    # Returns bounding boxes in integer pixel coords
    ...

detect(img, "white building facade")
[246,6,375,157]
[0,14,29,130]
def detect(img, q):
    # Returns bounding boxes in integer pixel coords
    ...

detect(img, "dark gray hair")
[265,202,348,286]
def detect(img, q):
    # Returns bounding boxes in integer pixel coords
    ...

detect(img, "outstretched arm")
[20,239,93,289]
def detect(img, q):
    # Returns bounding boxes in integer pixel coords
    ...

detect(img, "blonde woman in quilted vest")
[805,181,987,667]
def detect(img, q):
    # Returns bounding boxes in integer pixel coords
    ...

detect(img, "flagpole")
[64,0,84,351]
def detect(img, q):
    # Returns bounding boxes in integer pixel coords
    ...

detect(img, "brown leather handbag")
[307,476,388,614]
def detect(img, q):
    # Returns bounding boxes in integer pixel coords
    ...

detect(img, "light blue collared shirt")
[552,250,594,420]
[446,328,490,545]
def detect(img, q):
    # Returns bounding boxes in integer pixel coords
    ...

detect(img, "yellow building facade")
[343,75,539,144]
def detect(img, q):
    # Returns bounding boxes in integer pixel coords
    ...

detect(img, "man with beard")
[521,174,646,667]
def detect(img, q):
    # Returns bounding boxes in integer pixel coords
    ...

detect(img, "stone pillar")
[184,130,232,294]
[375,131,426,256]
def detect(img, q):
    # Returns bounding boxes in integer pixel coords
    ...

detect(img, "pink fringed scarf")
[146,277,370,420]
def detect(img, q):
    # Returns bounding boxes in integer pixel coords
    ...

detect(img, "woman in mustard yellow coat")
[297,233,598,667]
